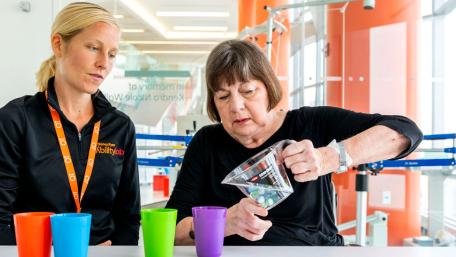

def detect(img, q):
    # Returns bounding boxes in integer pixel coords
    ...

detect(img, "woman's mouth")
[234,118,251,124]
[89,73,104,82]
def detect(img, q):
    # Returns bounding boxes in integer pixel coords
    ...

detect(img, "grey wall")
[0,0,56,107]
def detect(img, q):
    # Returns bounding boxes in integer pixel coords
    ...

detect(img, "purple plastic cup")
[192,206,227,257]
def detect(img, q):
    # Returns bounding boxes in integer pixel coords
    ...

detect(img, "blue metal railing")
[136,134,191,167]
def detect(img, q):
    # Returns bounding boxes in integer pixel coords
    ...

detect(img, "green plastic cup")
[141,208,177,257]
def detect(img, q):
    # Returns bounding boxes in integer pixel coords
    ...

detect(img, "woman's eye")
[218,95,229,100]
[88,45,99,52]
[109,53,117,59]
[243,89,255,95]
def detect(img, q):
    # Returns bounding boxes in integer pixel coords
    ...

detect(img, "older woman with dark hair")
[166,39,422,246]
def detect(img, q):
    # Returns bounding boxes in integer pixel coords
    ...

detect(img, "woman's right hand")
[224,198,272,241]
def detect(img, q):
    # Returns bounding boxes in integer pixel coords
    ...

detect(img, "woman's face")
[54,22,120,94]
[214,80,273,139]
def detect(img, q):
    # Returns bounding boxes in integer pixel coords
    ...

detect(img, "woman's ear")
[51,34,64,57]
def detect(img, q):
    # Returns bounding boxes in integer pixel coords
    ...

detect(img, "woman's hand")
[225,198,272,241]
[282,139,338,182]
[97,240,112,246]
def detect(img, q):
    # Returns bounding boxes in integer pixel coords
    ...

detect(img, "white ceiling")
[68,0,239,65]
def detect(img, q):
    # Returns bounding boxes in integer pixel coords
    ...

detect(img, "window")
[289,5,325,109]
[418,0,456,240]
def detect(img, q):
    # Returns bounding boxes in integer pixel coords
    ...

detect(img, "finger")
[238,220,270,241]
[243,202,268,217]
[245,216,272,232]
[234,202,272,241]
[244,225,265,235]
[246,220,271,240]
[282,139,314,159]
[240,198,268,217]
[284,148,320,168]
[294,169,319,182]
[98,240,112,246]
[238,229,265,241]
[281,142,305,159]
[283,153,301,168]
[245,228,267,239]
[284,152,311,168]
[240,197,258,205]
[289,162,314,175]
[239,198,260,212]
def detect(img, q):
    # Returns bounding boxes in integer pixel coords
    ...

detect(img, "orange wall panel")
[328,0,421,245]
[346,28,370,112]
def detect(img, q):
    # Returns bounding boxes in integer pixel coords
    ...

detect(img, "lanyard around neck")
[45,90,100,213]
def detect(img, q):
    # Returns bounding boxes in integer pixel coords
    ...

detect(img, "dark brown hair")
[205,39,282,122]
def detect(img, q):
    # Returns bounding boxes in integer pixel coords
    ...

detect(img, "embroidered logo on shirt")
[97,142,125,156]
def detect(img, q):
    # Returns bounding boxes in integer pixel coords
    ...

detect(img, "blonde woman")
[0,2,139,245]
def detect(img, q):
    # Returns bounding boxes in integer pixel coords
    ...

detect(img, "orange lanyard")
[46,91,100,213]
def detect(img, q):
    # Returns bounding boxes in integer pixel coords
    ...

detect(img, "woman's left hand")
[281,139,331,182]
[98,240,112,246]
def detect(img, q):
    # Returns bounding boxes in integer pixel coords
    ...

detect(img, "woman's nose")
[95,52,108,70]
[229,94,245,112]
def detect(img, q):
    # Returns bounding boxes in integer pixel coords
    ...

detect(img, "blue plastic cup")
[50,213,92,257]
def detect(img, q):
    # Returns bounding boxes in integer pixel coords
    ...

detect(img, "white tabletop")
[140,185,168,206]
[1,246,455,257]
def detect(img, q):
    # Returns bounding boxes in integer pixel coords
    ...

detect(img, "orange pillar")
[328,0,421,245]
[238,0,290,111]
[238,0,256,32]
[326,2,345,108]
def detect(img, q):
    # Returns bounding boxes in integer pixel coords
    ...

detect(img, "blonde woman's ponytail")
[36,56,56,92]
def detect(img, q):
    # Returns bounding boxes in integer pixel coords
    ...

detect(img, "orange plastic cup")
[153,175,166,191]
[14,212,54,257]
[163,176,170,197]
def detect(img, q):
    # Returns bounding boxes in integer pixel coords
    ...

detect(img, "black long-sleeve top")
[0,78,140,245]
[166,106,422,246]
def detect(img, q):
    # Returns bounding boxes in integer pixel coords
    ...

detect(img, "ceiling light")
[113,14,124,19]
[121,40,219,45]
[119,0,167,35]
[142,50,210,54]
[156,11,230,17]
[166,31,238,39]
[121,29,145,33]
[173,26,228,32]
[119,0,231,40]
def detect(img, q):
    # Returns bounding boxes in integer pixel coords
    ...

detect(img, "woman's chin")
[232,127,257,138]
[83,84,101,95]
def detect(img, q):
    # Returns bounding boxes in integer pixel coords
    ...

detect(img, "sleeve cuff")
[377,119,423,160]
